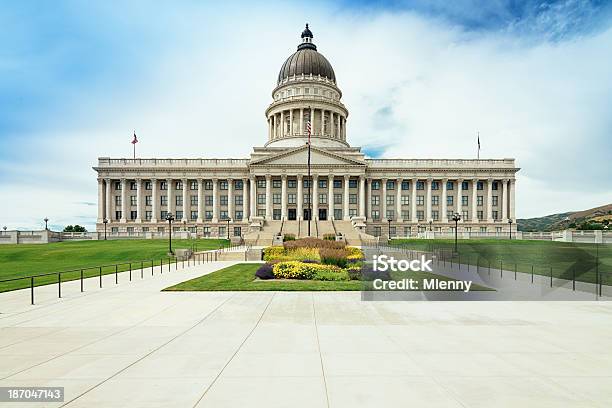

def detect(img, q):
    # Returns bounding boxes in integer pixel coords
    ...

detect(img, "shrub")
[284,238,345,250]
[346,247,365,261]
[360,263,392,281]
[273,261,342,280]
[319,248,349,268]
[263,246,285,262]
[346,266,362,280]
[323,233,336,241]
[283,233,296,241]
[287,247,321,262]
[255,263,275,280]
[314,269,350,281]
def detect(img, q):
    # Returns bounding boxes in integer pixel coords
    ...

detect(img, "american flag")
[306,121,312,144]
[131,131,138,145]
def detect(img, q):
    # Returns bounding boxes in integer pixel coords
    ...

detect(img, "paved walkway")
[1,262,612,407]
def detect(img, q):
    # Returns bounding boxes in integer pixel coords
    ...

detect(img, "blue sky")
[1,0,611,230]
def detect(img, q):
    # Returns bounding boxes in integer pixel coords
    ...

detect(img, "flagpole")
[477,131,480,160]
[307,115,312,237]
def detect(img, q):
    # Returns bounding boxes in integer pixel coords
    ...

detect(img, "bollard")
[550,266,553,287]
[514,264,517,280]
[175,257,177,270]
[117,264,120,284]
[531,265,534,283]
[58,273,61,298]
[31,276,34,305]
[151,260,154,276]
[80,269,84,292]
[99,266,102,288]
[573,266,575,291]
[501,261,503,278]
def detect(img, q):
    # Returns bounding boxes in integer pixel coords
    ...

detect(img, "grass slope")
[0,239,228,292]
[391,239,612,284]
[164,263,491,291]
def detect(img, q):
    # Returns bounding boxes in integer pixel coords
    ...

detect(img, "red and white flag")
[131,131,138,145]
[306,121,312,144]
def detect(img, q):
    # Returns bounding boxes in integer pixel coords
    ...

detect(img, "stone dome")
[277,25,336,85]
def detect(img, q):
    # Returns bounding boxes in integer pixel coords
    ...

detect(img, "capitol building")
[94,25,519,243]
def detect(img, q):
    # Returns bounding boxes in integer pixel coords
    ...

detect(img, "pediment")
[250,145,365,167]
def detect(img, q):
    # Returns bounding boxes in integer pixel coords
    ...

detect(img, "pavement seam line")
[312,293,331,408]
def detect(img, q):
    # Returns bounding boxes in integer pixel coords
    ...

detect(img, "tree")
[63,225,87,232]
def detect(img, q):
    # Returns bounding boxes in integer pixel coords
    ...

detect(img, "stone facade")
[93,25,519,238]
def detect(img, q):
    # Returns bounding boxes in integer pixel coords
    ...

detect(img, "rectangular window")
[447,196,454,205]
[303,179,311,188]
[349,179,357,188]
[318,179,327,189]
[319,194,327,204]
[492,196,498,206]
[257,194,266,204]
[417,210,424,221]
[333,179,342,188]
[349,194,357,204]
[115,181,122,190]
[160,210,167,220]
[115,196,121,206]
[233,226,242,237]
[386,195,394,205]
[176,196,183,206]
[273,193,281,204]
[477,181,484,190]
[462,210,468,220]
[205,196,213,206]
[401,181,410,190]
[257,179,266,188]
[205,211,213,220]
[191,211,198,220]
[235,210,243,220]
[191,195,198,206]
[477,210,484,220]
[218,226,226,237]
[447,181,454,190]
[432,210,439,221]
[334,209,343,220]
[493,210,499,220]
[417,195,424,206]
[372,181,380,190]
[220,210,228,220]
[235,195,243,206]
[492,181,499,190]
[288,179,297,188]
[386,180,395,190]
[145,211,152,220]
[176,181,183,190]
[145,196,152,206]
[417,181,424,190]
[477,196,483,206]
[349,209,357,217]
[447,210,454,219]
[401,195,409,205]
[372,210,380,220]
[371,195,379,206]
[161,196,167,206]
[160,181,167,190]
[432,196,439,206]
[334,194,342,204]
[273,209,281,220]
[205,181,213,190]
[130,196,137,206]
[386,209,394,219]
[462,196,468,206]
[203,226,210,237]
[235,180,243,190]
[219,180,228,190]
[431,181,439,190]
[462,181,469,190]
[288,194,296,204]
[145,181,152,190]
[175,210,183,220]
[303,194,311,204]
[220,195,228,206]
[480,227,487,233]
[401,210,410,220]
[190,181,198,190]
[130,211,137,220]
[273,179,281,188]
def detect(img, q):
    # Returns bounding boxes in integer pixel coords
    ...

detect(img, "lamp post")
[166,212,174,254]
[44,217,49,230]
[103,218,108,240]
[387,218,392,240]
[2,226,6,232]
[226,218,231,240]
[183,219,187,231]
[452,212,461,254]
[508,218,513,240]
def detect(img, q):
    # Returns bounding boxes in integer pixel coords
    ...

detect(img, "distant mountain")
[517,203,612,232]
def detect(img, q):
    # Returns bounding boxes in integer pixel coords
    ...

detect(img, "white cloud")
[1,3,611,229]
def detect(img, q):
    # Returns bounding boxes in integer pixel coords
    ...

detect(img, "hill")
[517,203,612,232]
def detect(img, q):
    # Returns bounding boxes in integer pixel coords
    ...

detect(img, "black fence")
[0,250,225,305]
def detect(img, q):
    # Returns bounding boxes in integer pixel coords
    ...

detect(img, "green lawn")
[390,239,612,285]
[0,239,229,292]
[163,263,492,291]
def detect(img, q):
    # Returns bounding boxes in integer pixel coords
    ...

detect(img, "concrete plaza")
[1,262,611,407]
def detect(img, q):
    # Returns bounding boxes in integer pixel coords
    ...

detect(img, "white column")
[267,117,271,140]
[328,175,334,220]
[212,178,218,222]
[265,175,272,219]
[297,175,303,221]
[396,178,402,222]
[97,179,104,223]
[227,179,234,221]
[197,179,204,223]
[310,107,314,134]
[281,175,287,220]
[271,116,276,138]
[182,179,188,222]
[289,109,293,136]
[167,178,174,218]
[300,109,304,135]
[426,178,432,222]
[312,174,318,220]
[280,111,285,138]
[243,178,249,222]
[510,179,516,221]
[359,175,366,218]
[411,178,417,223]
[336,115,341,140]
[441,178,448,223]
[456,179,463,222]
[487,178,493,222]
[502,179,509,222]
[249,177,256,220]
[343,175,350,220]
[151,179,158,223]
[472,179,479,223]
[105,178,112,221]
[136,178,143,223]
[120,179,128,223]
[381,178,387,220]
[366,177,373,221]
